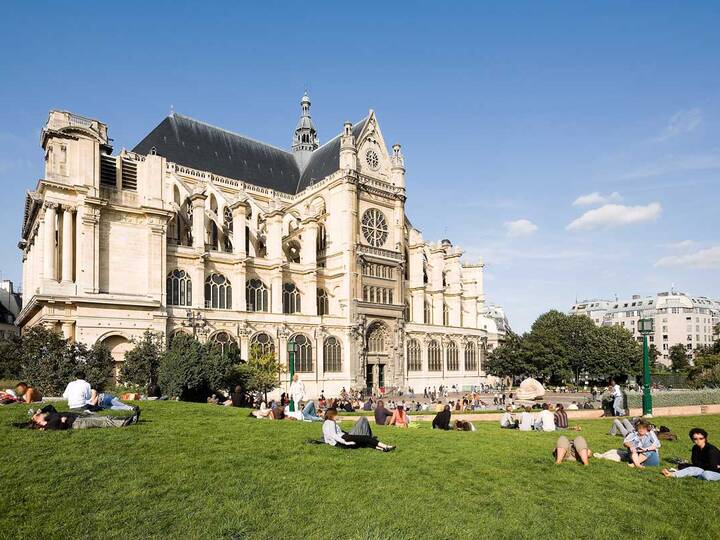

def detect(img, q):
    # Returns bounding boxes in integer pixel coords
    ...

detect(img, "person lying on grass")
[662,428,720,481]
[15,382,43,403]
[624,419,661,468]
[22,404,140,430]
[554,436,592,465]
[455,420,476,432]
[322,409,395,452]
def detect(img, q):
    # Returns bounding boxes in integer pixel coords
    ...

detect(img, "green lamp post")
[638,318,654,417]
[287,339,297,412]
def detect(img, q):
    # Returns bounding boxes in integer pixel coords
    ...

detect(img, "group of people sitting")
[499,403,571,432]
[12,370,141,431]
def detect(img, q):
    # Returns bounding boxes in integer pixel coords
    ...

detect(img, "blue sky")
[1,1,719,331]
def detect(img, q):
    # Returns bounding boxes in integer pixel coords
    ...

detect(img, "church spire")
[292,92,318,169]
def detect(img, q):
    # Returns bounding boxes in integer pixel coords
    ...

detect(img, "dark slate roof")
[133,114,300,193]
[296,118,367,193]
[132,113,368,195]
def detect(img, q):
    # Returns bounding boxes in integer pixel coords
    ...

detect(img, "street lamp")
[182,309,207,338]
[638,318,654,417]
[287,339,297,412]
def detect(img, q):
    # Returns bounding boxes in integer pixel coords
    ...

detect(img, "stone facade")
[0,280,22,339]
[18,99,506,397]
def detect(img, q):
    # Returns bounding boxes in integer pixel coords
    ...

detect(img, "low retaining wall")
[338,404,720,423]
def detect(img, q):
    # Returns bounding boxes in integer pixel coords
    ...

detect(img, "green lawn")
[2,402,719,540]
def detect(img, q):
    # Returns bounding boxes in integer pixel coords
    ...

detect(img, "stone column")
[43,203,57,281]
[271,270,283,314]
[61,206,75,283]
[61,321,75,341]
[301,218,318,316]
[190,192,207,250]
[266,210,283,261]
[230,200,248,257]
[239,328,250,362]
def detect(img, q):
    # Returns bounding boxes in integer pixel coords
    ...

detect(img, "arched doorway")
[100,334,132,381]
[366,322,390,394]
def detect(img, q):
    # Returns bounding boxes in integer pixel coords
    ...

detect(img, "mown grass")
[2,402,719,540]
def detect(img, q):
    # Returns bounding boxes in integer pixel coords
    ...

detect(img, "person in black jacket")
[25,404,140,430]
[432,405,452,430]
[662,428,720,481]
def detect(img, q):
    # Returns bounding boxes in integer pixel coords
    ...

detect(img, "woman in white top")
[322,409,395,452]
[534,403,556,432]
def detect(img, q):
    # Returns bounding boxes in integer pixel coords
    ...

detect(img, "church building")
[17,95,506,396]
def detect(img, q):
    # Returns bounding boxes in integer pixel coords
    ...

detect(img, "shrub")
[626,389,720,408]
[120,330,165,388]
[0,334,22,379]
[158,333,235,401]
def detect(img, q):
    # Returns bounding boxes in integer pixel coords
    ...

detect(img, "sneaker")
[383,446,396,452]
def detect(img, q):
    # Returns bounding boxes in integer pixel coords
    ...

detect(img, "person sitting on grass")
[251,402,272,419]
[624,419,661,468]
[554,435,592,465]
[388,405,410,428]
[500,405,518,429]
[609,417,638,437]
[455,420,476,432]
[374,400,394,426]
[554,403,568,430]
[662,428,720,481]
[15,382,43,404]
[25,404,140,430]
[62,371,92,410]
[299,400,323,422]
[534,403,556,432]
[432,405,452,430]
[87,389,134,411]
[518,406,535,431]
[322,409,395,452]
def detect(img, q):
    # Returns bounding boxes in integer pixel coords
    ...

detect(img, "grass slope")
[1,402,719,540]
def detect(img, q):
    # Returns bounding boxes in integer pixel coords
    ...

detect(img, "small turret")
[391,143,405,189]
[292,92,319,170]
[339,121,357,170]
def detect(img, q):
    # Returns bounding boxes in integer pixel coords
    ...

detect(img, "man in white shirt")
[518,407,535,431]
[62,372,92,410]
[289,373,305,413]
[500,405,518,429]
[611,379,624,416]
[534,403,556,432]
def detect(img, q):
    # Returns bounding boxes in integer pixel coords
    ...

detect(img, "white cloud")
[572,191,622,207]
[617,154,720,181]
[653,108,703,142]
[566,202,661,231]
[655,246,720,269]
[663,240,698,251]
[504,219,538,237]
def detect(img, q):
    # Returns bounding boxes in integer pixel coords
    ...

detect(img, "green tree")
[121,330,165,388]
[73,341,114,391]
[245,344,285,402]
[485,331,532,380]
[0,334,22,379]
[594,325,642,380]
[19,326,74,396]
[669,344,690,372]
[158,333,236,401]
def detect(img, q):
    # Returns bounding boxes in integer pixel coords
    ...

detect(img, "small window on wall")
[323,336,342,372]
[283,283,301,314]
[424,301,432,325]
[317,288,329,316]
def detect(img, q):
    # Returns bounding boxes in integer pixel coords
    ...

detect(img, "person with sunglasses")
[662,428,720,481]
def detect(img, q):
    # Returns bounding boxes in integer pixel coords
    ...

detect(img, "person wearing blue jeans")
[624,420,661,468]
[662,427,720,481]
[89,390,134,411]
[301,400,323,422]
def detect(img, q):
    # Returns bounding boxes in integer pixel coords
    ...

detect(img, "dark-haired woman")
[322,409,395,452]
[432,405,451,430]
[662,428,720,481]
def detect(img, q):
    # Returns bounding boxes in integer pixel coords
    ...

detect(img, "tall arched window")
[291,334,313,372]
[184,199,193,246]
[443,303,449,326]
[323,336,342,372]
[428,339,442,371]
[317,288,329,316]
[464,342,477,371]
[407,338,422,371]
[282,283,301,314]
[447,341,459,371]
[209,195,219,250]
[250,332,275,358]
[424,301,432,325]
[204,273,232,309]
[223,207,233,251]
[246,278,269,312]
[316,223,327,253]
[211,331,237,356]
[367,324,389,353]
[166,269,192,306]
[404,301,411,322]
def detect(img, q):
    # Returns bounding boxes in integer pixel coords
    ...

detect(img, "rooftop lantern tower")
[292,92,319,170]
